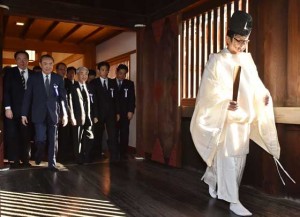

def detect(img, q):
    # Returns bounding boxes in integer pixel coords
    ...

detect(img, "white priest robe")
[190,48,280,202]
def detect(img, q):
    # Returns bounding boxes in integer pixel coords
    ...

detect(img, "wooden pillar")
[135,27,146,158]
[286,0,300,106]
[0,3,9,171]
[83,44,96,69]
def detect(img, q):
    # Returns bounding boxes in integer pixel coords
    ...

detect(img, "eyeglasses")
[233,37,250,45]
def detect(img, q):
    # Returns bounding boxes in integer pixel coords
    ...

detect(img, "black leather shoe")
[10,161,21,169]
[22,162,32,167]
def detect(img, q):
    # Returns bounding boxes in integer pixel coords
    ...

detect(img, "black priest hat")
[229,11,252,36]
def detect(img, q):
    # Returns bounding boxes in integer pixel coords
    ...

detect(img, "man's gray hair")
[76,66,89,74]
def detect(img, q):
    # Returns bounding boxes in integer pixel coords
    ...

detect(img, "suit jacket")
[89,77,119,122]
[114,78,136,116]
[68,82,92,126]
[22,72,68,124]
[64,79,78,94]
[3,67,34,118]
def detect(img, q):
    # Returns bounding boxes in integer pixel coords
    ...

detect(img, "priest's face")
[226,34,250,54]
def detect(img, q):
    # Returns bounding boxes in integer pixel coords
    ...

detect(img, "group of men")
[3,51,136,171]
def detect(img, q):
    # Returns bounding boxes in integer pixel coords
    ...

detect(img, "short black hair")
[40,54,54,63]
[89,69,96,76]
[116,64,128,73]
[33,65,42,72]
[14,50,29,60]
[56,62,67,70]
[67,66,76,74]
[97,61,110,70]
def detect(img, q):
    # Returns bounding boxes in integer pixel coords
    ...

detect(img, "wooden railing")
[181,98,300,124]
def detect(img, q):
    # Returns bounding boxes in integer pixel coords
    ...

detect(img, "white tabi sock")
[230,202,252,216]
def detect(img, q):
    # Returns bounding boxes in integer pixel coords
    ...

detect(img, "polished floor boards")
[0,159,299,217]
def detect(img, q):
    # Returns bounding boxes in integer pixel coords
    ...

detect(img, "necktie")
[118,80,122,89]
[45,75,50,96]
[103,80,107,90]
[81,85,87,100]
[21,71,26,89]
[81,85,88,112]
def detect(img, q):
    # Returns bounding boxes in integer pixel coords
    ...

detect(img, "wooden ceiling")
[4,15,124,47]
[1,0,204,67]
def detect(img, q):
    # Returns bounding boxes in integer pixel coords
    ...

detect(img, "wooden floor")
[0,159,299,217]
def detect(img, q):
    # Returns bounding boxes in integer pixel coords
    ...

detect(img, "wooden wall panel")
[286,0,300,106]
[136,26,157,158]
[156,17,180,163]
[243,0,300,198]
[136,14,180,166]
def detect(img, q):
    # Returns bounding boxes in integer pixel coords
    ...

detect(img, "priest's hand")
[228,101,238,111]
[264,95,269,106]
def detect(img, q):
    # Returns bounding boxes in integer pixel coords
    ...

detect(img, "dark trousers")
[93,116,119,161]
[72,125,93,163]
[34,116,58,168]
[4,117,32,163]
[117,115,130,158]
[57,123,73,162]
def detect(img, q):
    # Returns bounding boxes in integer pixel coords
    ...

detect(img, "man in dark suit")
[21,54,68,171]
[89,61,120,162]
[3,50,33,168]
[114,64,136,159]
[68,67,94,164]
[65,66,77,93]
[56,62,67,78]
[55,62,73,162]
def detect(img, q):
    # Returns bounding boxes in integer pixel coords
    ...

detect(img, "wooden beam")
[180,99,300,125]
[105,50,136,65]
[3,0,145,29]
[150,0,209,22]
[96,31,123,45]
[274,107,300,124]
[60,54,83,65]
[19,18,35,39]
[4,37,86,53]
[77,27,103,44]
[59,24,81,43]
[40,21,59,41]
